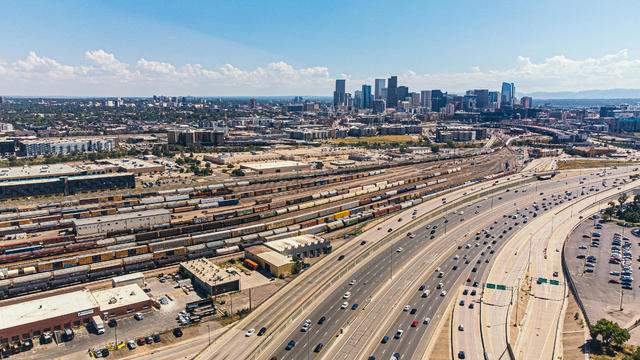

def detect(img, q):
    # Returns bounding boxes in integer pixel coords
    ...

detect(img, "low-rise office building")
[244,245,295,277]
[265,235,331,258]
[179,258,241,296]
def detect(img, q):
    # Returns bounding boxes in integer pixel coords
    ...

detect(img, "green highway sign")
[486,283,496,289]
[549,280,559,285]
[496,285,507,290]
[537,278,547,283]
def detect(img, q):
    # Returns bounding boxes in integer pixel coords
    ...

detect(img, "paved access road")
[482,169,640,360]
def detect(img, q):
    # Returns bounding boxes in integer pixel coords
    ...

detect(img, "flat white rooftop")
[0,290,98,331]
[241,160,307,170]
[92,284,151,312]
[0,164,80,181]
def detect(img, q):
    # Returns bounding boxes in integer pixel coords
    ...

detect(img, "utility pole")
[515,280,520,326]
[249,288,252,311]
[620,289,624,311]
[208,324,211,345]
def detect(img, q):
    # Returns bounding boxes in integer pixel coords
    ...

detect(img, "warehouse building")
[265,234,330,258]
[101,159,165,175]
[179,258,240,296]
[244,245,295,278]
[72,209,171,236]
[240,160,310,175]
[0,284,153,346]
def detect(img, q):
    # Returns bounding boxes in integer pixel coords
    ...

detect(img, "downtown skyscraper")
[361,84,372,109]
[334,79,346,106]
[501,82,515,107]
[387,76,398,109]
[374,79,385,100]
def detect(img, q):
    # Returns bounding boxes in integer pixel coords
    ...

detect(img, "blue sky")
[1,0,640,96]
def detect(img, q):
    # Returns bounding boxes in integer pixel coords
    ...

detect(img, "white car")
[403,305,410,311]
[396,247,404,252]
[245,328,255,337]
[134,312,144,321]
[349,279,356,285]
[343,292,351,299]
[341,302,348,309]
[440,290,447,296]
[409,233,416,238]
[423,317,431,324]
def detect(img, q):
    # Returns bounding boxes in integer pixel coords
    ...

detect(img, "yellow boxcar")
[334,210,350,220]
[77,255,93,265]
[115,249,129,258]
[62,258,76,267]
[152,250,166,259]
[37,261,54,272]
[100,251,115,262]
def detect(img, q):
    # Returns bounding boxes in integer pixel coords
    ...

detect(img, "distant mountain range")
[521,88,640,100]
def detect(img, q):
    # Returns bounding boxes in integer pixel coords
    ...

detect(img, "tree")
[430,144,440,153]
[315,161,324,169]
[231,169,245,177]
[624,347,640,360]
[446,139,456,148]
[618,193,629,206]
[591,318,630,346]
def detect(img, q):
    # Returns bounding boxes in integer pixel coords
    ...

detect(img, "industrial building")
[179,258,240,296]
[0,284,153,346]
[244,245,295,277]
[240,160,310,175]
[265,235,331,258]
[0,172,135,200]
[72,209,171,236]
[100,159,165,175]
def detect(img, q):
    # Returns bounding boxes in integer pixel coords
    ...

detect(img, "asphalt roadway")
[267,174,581,360]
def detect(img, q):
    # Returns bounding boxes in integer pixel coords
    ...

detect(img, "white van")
[343,292,351,299]
[422,290,430,298]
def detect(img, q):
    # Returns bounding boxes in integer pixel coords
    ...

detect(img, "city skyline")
[1,1,640,96]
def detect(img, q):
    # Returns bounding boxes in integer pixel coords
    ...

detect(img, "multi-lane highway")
[265,171,596,360]
[195,171,527,360]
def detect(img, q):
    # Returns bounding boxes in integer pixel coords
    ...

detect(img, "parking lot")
[565,218,640,331]
[6,263,286,359]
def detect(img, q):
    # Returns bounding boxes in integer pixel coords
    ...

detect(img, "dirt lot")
[557,160,640,170]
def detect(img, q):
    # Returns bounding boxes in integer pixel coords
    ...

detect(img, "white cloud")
[1,49,640,96]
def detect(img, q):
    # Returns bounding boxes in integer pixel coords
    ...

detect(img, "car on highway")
[338,255,345,261]
[388,228,393,233]
[349,279,356,285]
[245,328,255,337]
[458,350,466,358]
[258,327,267,336]
[440,290,447,296]
[351,303,359,310]
[343,292,351,299]
[473,281,479,287]
[437,282,443,288]
[317,316,326,325]
[410,308,417,314]
[419,285,425,291]
[394,330,403,339]
[458,325,464,331]
[403,305,410,311]
[314,343,324,352]
[360,240,367,245]
[411,320,418,327]
[341,302,348,309]
[423,317,431,324]
[472,267,478,272]
[396,247,404,252]
[452,265,458,270]
[381,335,389,343]
[286,340,296,350]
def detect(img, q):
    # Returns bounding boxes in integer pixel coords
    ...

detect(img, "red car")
[137,337,146,346]
[467,277,472,282]
[411,320,418,327]
[609,279,620,284]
